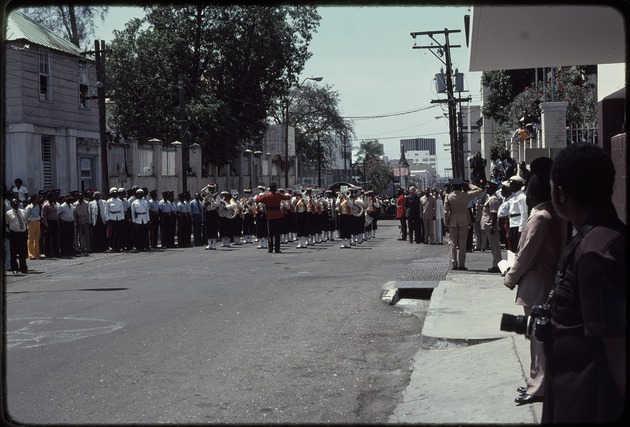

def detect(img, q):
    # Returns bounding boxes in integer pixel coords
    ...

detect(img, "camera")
[500,304,551,342]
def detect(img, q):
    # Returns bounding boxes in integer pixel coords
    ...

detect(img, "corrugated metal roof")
[5,10,84,57]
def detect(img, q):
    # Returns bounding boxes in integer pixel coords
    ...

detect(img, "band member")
[218,191,238,247]
[254,182,292,254]
[255,185,268,249]
[283,188,297,242]
[324,189,337,241]
[232,191,243,245]
[293,189,309,248]
[349,188,365,245]
[240,189,256,244]
[336,190,352,248]
[202,183,220,250]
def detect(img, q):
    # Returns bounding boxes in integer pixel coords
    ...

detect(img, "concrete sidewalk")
[388,249,542,424]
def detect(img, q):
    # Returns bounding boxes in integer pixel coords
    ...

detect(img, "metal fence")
[567,124,598,144]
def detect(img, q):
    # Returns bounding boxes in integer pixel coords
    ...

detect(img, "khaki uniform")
[444,184,482,268]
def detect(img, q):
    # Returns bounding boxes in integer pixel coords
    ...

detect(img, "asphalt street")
[3,220,449,424]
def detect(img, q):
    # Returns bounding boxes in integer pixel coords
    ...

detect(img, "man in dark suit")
[405,186,421,244]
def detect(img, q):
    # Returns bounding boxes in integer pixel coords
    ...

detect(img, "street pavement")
[385,241,543,424]
[5,222,542,424]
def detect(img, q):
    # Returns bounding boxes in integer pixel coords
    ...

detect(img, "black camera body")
[500,304,551,342]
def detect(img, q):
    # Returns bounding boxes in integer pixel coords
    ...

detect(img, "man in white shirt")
[5,198,29,273]
[130,189,150,251]
[106,188,125,252]
[11,178,29,205]
[57,195,75,257]
[88,191,108,252]
[506,176,528,251]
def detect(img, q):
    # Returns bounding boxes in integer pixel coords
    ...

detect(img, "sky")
[93,5,482,176]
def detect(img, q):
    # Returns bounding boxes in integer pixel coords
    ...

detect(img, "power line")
[341,104,438,120]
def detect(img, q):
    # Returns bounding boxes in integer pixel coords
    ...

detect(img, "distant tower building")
[398,144,410,189]
[400,138,436,155]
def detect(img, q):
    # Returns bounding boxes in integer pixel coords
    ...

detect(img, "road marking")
[7,317,125,349]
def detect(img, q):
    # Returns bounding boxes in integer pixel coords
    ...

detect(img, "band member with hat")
[202,183,220,250]
[293,189,309,248]
[254,185,268,249]
[336,190,352,248]
[240,189,256,244]
[176,192,192,248]
[218,191,237,247]
[255,182,292,254]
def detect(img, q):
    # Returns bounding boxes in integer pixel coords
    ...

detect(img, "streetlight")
[243,149,253,189]
[284,76,323,188]
[253,150,262,187]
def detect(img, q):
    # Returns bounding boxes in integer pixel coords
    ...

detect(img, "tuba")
[218,198,238,219]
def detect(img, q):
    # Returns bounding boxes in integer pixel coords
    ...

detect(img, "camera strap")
[544,224,594,306]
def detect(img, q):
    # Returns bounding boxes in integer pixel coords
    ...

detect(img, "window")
[41,136,54,189]
[137,148,154,176]
[162,149,176,176]
[39,49,52,101]
[78,60,89,108]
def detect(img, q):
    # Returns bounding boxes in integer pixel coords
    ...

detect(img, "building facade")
[4,11,100,195]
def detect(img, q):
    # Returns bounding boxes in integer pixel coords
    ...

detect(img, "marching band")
[152,182,385,252]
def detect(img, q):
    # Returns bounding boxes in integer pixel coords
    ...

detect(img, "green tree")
[273,83,354,170]
[19,5,108,48]
[107,5,320,170]
[354,139,390,192]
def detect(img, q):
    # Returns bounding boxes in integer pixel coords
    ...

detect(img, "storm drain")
[395,280,438,300]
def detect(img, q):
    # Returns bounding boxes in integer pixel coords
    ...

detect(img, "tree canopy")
[106,5,320,169]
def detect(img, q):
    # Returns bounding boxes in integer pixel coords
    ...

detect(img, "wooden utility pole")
[411,29,470,179]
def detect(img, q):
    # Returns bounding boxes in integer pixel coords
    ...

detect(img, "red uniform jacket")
[255,192,292,220]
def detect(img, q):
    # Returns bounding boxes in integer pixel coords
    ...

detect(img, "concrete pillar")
[540,101,568,149]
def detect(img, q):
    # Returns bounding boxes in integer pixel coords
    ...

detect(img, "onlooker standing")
[106,188,125,252]
[473,189,488,251]
[11,178,29,204]
[395,188,407,241]
[444,179,482,270]
[420,187,436,244]
[57,195,75,257]
[543,142,625,423]
[5,198,29,274]
[24,195,41,259]
[480,181,502,272]
[405,186,421,244]
[130,188,150,251]
[433,190,444,244]
[469,151,487,183]
[73,192,91,256]
[190,192,204,246]
[41,191,60,258]
[88,191,108,252]
[506,176,528,251]
[504,171,564,405]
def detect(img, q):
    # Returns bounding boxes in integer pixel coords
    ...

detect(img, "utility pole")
[178,74,187,193]
[411,29,471,179]
[83,40,111,192]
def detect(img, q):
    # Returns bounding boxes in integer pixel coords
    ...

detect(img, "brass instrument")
[218,198,238,219]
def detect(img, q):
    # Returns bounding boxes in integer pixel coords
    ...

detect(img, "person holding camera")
[444,179,482,270]
[503,167,564,405]
[541,142,626,423]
